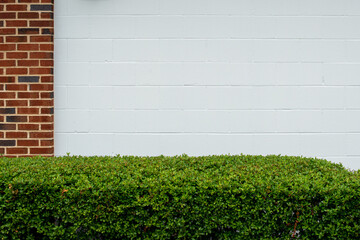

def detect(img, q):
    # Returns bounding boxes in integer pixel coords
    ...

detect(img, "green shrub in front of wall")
[0,155,359,239]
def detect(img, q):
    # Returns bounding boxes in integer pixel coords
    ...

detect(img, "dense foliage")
[0,155,359,239]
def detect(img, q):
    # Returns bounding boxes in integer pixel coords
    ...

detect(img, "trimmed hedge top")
[0,155,359,239]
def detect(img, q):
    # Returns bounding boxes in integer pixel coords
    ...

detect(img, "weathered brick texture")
[0,0,54,157]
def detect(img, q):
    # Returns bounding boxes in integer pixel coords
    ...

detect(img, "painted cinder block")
[55,0,360,169]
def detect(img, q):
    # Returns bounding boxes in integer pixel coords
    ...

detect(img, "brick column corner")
[0,0,54,157]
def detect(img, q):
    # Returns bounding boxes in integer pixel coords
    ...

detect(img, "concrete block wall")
[0,0,54,157]
[55,0,360,169]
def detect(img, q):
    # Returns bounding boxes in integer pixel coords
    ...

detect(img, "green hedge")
[0,155,359,239]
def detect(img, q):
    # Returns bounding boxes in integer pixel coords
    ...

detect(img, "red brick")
[6,84,27,91]
[40,92,53,98]
[0,28,16,35]
[0,44,16,51]
[6,132,27,139]
[17,44,39,51]
[6,100,28,107]
[30,84,53,91]
[18,92,40,98]
[6,68,28,75]
[6,52,28,59]
[1,1,54,155]
[19,0,40,2]
[30,147,53,155]
[30,20,53,27]
[6,148,28,155]
[41,12,53,19]
[29,68,52,75]
[6,5,28,11]
[17,60,39,67]
[41,108,53,114]
[18,124,39,130]
[30,132,53,138]
[29,115,53,122]
[6,20,27,27]
[40,139,53,146]
[18,12,39,19]
[40,60,53,66]
[40,76,53,83]
[6,36,27,43]
[41,123,53,131]
[30,99,53,106]
[30,52,52,59]
[0,92,15,98]
[0,13,16,19]
[30,36,52,42]
[17,107,39,114]
[18,140,39,146]
[39,44,53,51]
[0,60,16,67]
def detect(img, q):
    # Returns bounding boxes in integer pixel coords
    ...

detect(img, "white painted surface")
[55,0,360,170]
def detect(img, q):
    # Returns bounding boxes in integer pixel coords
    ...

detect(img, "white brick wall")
[55,0,360,169]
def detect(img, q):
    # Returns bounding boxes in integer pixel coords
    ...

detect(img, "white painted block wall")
[55,0,360,169]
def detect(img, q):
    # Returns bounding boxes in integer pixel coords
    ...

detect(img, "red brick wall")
[0,0,54,157]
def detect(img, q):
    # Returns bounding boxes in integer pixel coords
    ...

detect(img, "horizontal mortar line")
[55,37,360,40]
[55,36,360,41]
[55,61,360,64]
[81,132,360,134]
[59,14,360,17]
[55,60,360,64]
[54,63,360,66]
[55,132,360,135]
[53,85,360,88]
[54,109,360,112]
[55,62,360,65]
[55,108,360,111]
[54,84,357,87]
